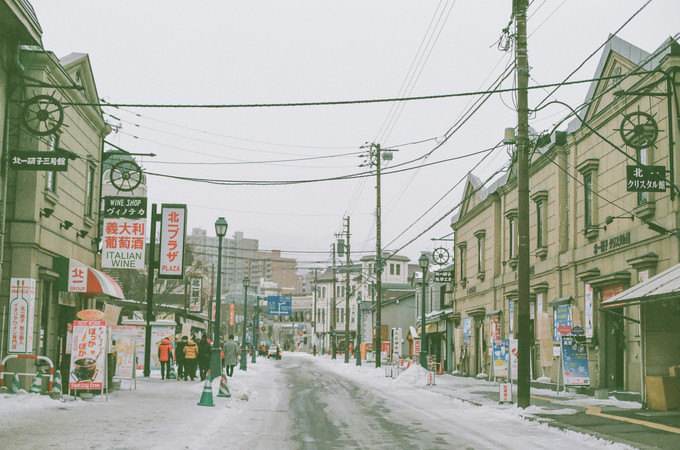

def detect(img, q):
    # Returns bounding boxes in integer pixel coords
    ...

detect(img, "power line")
[60,73,636,110]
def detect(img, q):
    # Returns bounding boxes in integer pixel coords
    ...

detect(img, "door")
[605,308,625,390]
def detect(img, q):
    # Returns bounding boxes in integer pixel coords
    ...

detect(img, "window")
[458,244,466,281]
[474,230,486,275]
[508,217,516,258]
[389,263,395,275]
[368,263,373,274]
[532,191,548,253]
[85,164,96,217]
[584,172,593,229]
[637,147,650,205]
[395,264,400,276]
[45,134,59,192]
[536,201,544,248]
[440,285,446,310]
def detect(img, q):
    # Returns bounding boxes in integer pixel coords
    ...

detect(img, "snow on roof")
[603,263,680,307]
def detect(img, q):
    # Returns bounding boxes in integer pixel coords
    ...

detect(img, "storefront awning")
[54,256,125,300]
[602,263,680,309]
[87,266,124,299]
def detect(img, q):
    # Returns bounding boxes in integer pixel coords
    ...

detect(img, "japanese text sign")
[188,277,202,312]
[102,218,146,270]
[159,204,187,279]
[626,165,667,192]
[69,320,107,391]
[103,196,148,219]
[10,151,69,171]
[68,258,88,293]
[8,278,36,353]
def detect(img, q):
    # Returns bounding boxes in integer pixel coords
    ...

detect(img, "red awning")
[86,266,125,299]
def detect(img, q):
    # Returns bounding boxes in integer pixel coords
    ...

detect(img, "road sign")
[626,165,667,192]
[267,295,292,316]
[433,270,453,283]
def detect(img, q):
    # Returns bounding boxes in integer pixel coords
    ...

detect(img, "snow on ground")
[307,354,633,450]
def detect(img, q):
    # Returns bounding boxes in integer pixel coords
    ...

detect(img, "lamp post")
[419,253,429,369]
[240,276,249,371]
[251,300,259,364]
[210,217,228,380]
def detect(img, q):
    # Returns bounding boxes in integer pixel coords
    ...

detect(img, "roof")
[602,263,680,308]
[360,253,410,262]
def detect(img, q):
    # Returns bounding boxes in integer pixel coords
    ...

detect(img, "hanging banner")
[8,278,36,354]
[229,303,235,326]
[553,303,572,341]
[510,338,518,381]
[584,284,594,339]
[69,320,107,391]
[102,218,146,270]
[158,204,187,279]
[561,335,590,386]
[188,277,202,312]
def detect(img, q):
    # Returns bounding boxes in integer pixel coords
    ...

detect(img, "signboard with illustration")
[553,303,572,341]
[8,278,36,354]
[111,325,143,375]
[158,204,187,279]
[69,320,107,392]
[492,339,509,378]
[561,335,590,386]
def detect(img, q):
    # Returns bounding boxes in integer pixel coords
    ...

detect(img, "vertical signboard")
[69,320,107,392]
[561,335,590,385]
[553,303,572,341]
[229,303,235,327]
[188,277,202,312]
[102,218,146,269]
[68,258,88,293]
[584,284,594,339]
[158,204,187,279]
[8,278,36,353]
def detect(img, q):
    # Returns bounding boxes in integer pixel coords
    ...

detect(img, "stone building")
[450,35,679,401]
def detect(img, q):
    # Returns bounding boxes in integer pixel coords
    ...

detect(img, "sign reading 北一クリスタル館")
[159,204,187,279]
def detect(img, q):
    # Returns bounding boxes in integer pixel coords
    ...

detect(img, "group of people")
[157,334,241,381]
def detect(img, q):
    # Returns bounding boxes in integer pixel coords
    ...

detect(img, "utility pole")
[208,263,214,338]
[343,216,351,363]
[514,0,531,409]
[312,269,318,356]
[331,243,337,359]
[372,143,384,368]
[144,204,159,378]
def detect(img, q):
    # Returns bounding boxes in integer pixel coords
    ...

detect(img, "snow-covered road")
[0,354,631,449]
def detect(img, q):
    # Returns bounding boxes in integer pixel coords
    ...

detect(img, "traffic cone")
[10,373,21,394]
[197,378,214,407]
[51,371,63,398]
[217,372,231,398]
[30,374,43,394]
[167,363,177,380]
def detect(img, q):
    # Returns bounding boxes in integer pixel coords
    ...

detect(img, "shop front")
[602,263,680,410]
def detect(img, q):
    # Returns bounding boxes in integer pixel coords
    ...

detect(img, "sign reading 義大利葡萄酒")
[102,218,146,270]
[8,278,36,354]
[158,204,187,279]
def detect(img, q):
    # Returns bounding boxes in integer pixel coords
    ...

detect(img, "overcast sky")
[32,0,679,267]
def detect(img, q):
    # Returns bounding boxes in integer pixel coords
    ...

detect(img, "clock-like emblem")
[432,247,450,265]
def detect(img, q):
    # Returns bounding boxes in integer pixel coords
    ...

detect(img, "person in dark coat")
[198,334,211,380]
[223,335,240,377]
[175,336,187,380]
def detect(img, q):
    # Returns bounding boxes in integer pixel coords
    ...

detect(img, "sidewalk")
[316,355,680,450]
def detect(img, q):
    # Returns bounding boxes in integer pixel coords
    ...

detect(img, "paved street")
[2,354,638,449]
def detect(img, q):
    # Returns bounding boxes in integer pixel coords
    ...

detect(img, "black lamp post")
[251,300,259,364]
[240,276,249,371]
[210,217,228,379]
[419,253,429,369]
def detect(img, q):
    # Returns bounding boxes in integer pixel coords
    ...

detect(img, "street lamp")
[240,276,250,371]
[251,299,259,364]
[211,217,228,379]
[419,253,429,369]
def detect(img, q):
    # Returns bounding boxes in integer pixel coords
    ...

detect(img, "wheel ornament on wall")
[618,109,658,150]
[110,160,143,192]
[432,247,450,265]
[22,94,65,136]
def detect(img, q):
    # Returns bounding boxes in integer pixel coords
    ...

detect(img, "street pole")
[331,243,337,359]
[240,277,249,371]
[419,253,429,369]
[344,216,351,363]
[144,204,158,378]
[312,269,318,356]
[208,263,214,339]
[355,299,361,366]
[374,143,383,368]
[251,302,259,364]
[515,0,531,409]
[210,233,224,379]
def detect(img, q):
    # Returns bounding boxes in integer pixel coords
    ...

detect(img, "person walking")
[175,336,187,380]
[158,337,173,380]
[223,335,239,377]
[198,334,211,381]
[183,337,199,381]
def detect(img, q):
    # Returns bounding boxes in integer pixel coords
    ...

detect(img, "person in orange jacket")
[158,337,174,380]
[183,338,199,381]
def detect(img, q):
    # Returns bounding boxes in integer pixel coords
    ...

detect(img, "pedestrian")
[223,335,239,377]
[198,334,211,380]
[175,336,187,380]
[158,336,173,380]
[183,337,199,381]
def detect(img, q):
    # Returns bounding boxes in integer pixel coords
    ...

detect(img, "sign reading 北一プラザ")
[158,204,187,279]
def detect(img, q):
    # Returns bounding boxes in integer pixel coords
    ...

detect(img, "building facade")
[451,36,679,399]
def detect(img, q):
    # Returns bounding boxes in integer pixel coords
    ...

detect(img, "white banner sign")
[102,218,146,270]
[188,277,202,312]
[159,204,187,279]
[68,258,88,293]
[69,320,107,391]
[584,283,594,339]
[8,278,36,353]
